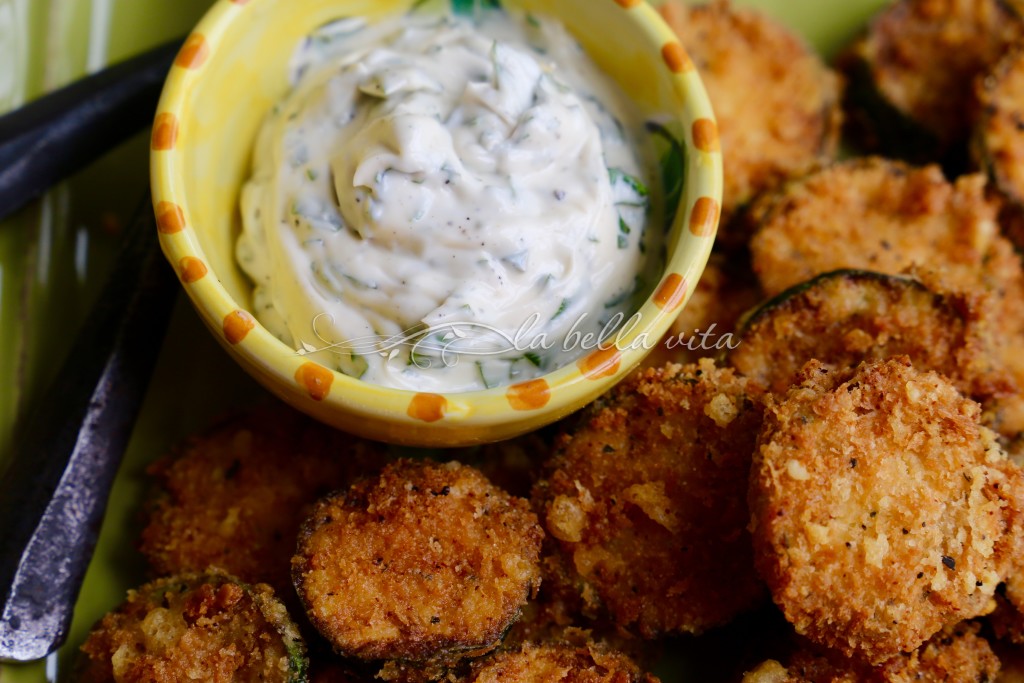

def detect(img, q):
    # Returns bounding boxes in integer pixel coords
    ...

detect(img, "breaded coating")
[841,0,1023,164]
[77,572,307,682]
[659,0,841,240]
[742,622,1000,682]
[139,407,389,594]
[750,358,1019,664]
[748,158,1018,300]
[974,42,1024,251]
[729,270,1011,403]
[462,640,660,683]
[645,252,762,368]
[292,459,543,662]
[535,359,766,638]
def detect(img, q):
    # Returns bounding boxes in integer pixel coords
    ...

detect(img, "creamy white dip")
[238,10,656,392]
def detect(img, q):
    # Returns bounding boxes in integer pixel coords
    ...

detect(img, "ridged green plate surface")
[0,0,885,680]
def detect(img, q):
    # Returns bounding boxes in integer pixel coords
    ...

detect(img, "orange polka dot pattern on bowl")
[175,34,210,69]
[223,310,256,344]
[653,273,688,311]
[155,202,185,234]
[151,113,179,151]
[178,257,207,283]
[578,347,622,380]
[295,362,333,401]
[408,393,448,422]
[507,379,552,411]
[692,118,720,152]
[661,41,693,73]
[689,197,720,237]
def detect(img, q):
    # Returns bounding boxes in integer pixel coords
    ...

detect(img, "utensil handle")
[0,39,182,223]
[0,202,177,662]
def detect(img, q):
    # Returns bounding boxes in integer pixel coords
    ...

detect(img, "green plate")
[0,0,886,680]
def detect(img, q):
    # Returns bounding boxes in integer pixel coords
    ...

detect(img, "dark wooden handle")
[0,203,178,661]
[0,39,182,223]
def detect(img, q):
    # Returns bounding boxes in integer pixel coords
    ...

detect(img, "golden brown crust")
[292,459,543,662]
[743,622,1000,682]
[462,640,660,683]
[750,358,1017,664]
[139,407,390,595]
[842,0,1023,158]
[728,270,1011,403]
[748,158,1014,299]
[77,572,307,683]
[535,359,766,638]
[659,0,842,239]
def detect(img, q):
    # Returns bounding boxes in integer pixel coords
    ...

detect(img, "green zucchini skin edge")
[841,55,946,167]
[731,268,930,340]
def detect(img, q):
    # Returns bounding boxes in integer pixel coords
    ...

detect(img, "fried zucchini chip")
[77,572,307,683]
[750,358,1020,663]
[139,406,389,594]
[748,158,1018,300]
[841,0,1023,166]
[292,459,543,662]
[729,269,1010,403]
[659,0,841,242]
[535,359,766,638]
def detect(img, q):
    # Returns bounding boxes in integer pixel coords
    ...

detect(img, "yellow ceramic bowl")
[151,0,722,446]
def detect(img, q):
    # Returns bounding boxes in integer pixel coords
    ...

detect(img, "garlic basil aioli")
[238,9,659,392]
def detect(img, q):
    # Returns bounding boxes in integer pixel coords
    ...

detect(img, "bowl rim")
[150,0,722,442]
